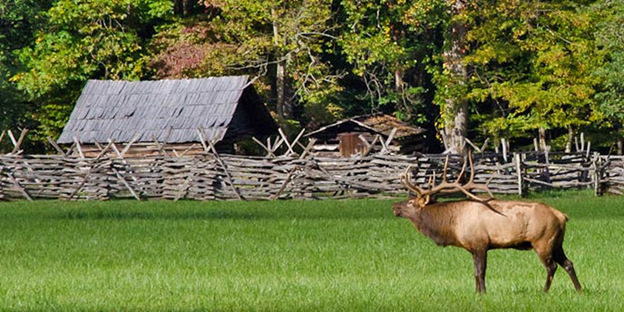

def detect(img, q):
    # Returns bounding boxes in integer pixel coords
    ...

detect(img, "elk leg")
[535,246,557,293]
[554,248,582,292]
[542,258,557,293]
[472,249,487,293]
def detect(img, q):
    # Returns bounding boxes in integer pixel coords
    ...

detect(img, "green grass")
[0,193,622,311]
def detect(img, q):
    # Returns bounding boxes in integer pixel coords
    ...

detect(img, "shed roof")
[58,76,276,144]
[306,114,425,140]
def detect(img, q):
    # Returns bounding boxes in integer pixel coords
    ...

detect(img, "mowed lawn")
[0,192,622,311]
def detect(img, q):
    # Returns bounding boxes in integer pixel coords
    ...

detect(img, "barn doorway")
[338,133,367,157]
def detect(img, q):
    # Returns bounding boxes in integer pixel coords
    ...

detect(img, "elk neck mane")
[411,201,465,247]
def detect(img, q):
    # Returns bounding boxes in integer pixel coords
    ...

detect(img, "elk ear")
[407,198,424,208]
[417,197,429,207]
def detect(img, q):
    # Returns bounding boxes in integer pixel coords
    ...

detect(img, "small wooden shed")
[305,114,427,157]
[57,75,277,157]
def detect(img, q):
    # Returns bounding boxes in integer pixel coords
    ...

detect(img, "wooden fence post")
[542,147,552,187]
[299,138,316,159]
[201,129,243,200]
[7,172,33,201]
[252,136,275,157]
[593,152,604,196]
[47,137,66,156]
[0,165,4,201]
[514,153,524,197]
[501,138,508,163]
[11,129,28,154]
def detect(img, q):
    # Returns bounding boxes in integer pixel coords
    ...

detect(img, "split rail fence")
[0,151,622,201]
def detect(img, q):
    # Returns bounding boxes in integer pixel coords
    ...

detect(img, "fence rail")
[0,152,621,201]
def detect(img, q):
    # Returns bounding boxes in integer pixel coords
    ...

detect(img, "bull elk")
[392,153,582,293]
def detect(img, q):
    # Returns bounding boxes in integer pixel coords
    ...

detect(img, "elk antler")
[401,151,495,205]
[461,151,495,199]
[401,165,424,195]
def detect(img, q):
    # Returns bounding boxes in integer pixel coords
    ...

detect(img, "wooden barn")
[57,76,277,157]
[305,114,427,157]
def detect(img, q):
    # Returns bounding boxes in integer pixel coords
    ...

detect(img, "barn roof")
[57,76,277,144]
[306,114,425,140]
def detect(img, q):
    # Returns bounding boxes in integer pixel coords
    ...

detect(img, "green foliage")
[299,82,345,129]
[593,0,624,133]
[0,0,50,132]
[340,0,446,125]
[465,0,602,141]
[0,195,623,310]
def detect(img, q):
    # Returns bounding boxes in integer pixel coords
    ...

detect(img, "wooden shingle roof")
[58,76,276,144]
[306,114,425,140]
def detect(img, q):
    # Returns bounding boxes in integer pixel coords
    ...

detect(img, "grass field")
[0,192,622,311]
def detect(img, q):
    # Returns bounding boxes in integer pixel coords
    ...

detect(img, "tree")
[464,0,601,151]
[438,0,469,154]
[0,0,51,136]
[593,0,624,154]
[339,0,446,124]
[192,0,340,126]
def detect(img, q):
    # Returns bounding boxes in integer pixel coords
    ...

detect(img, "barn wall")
[311,131,418,157]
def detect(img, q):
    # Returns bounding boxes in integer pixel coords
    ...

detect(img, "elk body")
[393,154,582,293]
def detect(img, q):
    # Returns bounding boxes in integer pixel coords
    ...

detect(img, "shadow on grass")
[57,209,261,221]
[36,197,400,221]
[54,208,395,221]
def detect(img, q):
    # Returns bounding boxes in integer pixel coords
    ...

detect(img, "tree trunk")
[538,127,547,151]
[616,122,623,155]
[445,100,468,154]
[442,0,468,154]
[174,0,192,16]
[565,126,573,153]
[272,8,290,119]
[182,0,189,16]
[276,59,287,118]
[395,67,405,110]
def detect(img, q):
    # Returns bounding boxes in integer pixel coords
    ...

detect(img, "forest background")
[1,0,623,154]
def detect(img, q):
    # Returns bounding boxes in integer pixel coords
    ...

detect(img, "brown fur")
[392,198,582,293]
